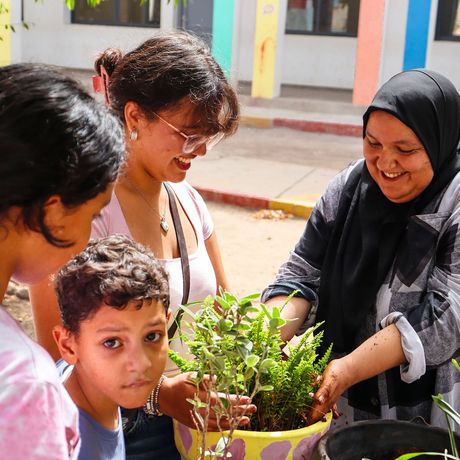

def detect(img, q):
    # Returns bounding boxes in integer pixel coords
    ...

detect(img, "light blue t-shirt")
[56,359,125,460]
[78,407,125,460]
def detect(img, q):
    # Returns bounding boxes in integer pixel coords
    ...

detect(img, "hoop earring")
[130,128,138,141]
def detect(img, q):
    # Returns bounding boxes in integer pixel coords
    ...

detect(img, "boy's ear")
[166,309,172,322]
[53,325,78,365]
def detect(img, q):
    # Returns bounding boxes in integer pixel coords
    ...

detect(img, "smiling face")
[126,99,212,184]
[363,110,434,203]
[58,299,169,412]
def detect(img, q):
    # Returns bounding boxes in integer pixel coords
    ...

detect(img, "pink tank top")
[91,181,217,375]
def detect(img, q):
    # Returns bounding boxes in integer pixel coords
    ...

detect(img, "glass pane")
[436,0,460,39]
[454,2,460,36]
[318,0,360,35]
[119,0,161,26]
[73,0,115,23]
[286,0,315,33]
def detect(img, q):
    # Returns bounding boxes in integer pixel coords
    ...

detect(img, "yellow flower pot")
[174,411,332,460]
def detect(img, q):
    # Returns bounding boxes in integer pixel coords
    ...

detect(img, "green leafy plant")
[169,290,332,459]
[393,359,460,460]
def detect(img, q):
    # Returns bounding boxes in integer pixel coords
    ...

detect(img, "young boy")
[53,234,170,460]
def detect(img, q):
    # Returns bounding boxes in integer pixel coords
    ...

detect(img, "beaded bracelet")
[144,375,166,416]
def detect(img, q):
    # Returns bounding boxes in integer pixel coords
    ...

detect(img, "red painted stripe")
[273,118,362,137]
[194,186,270,209]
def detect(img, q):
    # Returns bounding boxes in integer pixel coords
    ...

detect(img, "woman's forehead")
[367,111,421,142]
[159,99,211,131]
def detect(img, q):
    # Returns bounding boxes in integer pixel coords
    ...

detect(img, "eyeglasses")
[153,112,225,155]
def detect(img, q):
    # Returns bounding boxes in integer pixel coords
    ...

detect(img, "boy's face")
[64,300,169,409]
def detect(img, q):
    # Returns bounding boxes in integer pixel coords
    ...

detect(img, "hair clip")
[91,65,111,106]
[92,75,104,93]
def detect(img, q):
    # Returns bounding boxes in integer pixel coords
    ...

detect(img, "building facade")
[2,0,460,104]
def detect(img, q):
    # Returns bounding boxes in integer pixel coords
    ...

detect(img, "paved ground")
[208,201,307,296]
[188,125,362,206]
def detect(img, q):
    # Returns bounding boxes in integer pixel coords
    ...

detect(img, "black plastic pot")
[315,420,460,460]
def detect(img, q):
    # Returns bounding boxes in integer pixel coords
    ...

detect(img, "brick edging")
[194,186,317,219]
[240,115,362,137]
[273,118,362,137]
[194,186,270,209]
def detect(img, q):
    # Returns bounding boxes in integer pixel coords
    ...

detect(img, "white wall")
[235,0,256,82]
[378,0,407,87]
[281,34,356,88]
[10,0,23,63]
[428,40,460,90]
[21,0,175,69]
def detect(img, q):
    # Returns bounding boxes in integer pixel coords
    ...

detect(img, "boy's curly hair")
[55,234,169,334]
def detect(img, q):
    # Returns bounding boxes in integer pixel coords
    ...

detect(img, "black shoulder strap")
[164,183,190,340]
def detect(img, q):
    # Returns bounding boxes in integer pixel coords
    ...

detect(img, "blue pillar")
[403,0,432,70]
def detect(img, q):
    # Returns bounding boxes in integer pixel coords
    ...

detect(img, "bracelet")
[144,375,166,417]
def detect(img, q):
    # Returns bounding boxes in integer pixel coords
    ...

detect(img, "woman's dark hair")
[56,234,169,335]
[94,31,239,135]
[0,63,125,247]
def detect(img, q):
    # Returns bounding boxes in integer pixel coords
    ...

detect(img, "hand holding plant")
[158,372,256,430]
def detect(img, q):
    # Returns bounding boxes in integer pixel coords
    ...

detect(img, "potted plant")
[315,360,460,460]
[169,291,333,460]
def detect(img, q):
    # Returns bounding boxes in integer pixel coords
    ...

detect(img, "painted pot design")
[174,411,332,460]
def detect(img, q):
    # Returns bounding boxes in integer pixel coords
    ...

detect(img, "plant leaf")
[259,384,274,392]
[396,453,459,459]
[452,358,460,373]
[245,354,260,368]
[259,358,277,373]
[432,394,460,426]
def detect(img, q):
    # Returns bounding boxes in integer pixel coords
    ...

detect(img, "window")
[286,0,360,36]
[435,0,460,40]
[72,0,161,28]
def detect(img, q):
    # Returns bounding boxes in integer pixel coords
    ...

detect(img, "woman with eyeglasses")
[29,31,255,459]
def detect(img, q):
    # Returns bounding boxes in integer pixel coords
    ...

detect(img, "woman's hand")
[159,372,257,431]
[308,324,407,424]
[308,358,353,424]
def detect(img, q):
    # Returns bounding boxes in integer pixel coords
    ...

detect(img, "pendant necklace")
[126,178,170,233]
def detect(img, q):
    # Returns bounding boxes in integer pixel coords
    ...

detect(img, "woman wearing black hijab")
[262,69,460,430]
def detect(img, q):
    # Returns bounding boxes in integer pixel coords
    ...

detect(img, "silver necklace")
[126,178,169,233]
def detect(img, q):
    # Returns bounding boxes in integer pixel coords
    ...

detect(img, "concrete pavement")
[190,84,365,217]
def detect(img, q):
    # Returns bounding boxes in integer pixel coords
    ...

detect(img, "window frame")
[285,0,359,37]
[71,0,161,29]
[435,0,460,41]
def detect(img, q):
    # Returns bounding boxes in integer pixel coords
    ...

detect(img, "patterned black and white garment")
[262,159,460,432]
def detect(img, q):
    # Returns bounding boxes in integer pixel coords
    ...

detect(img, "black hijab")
[316,69,460,357]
